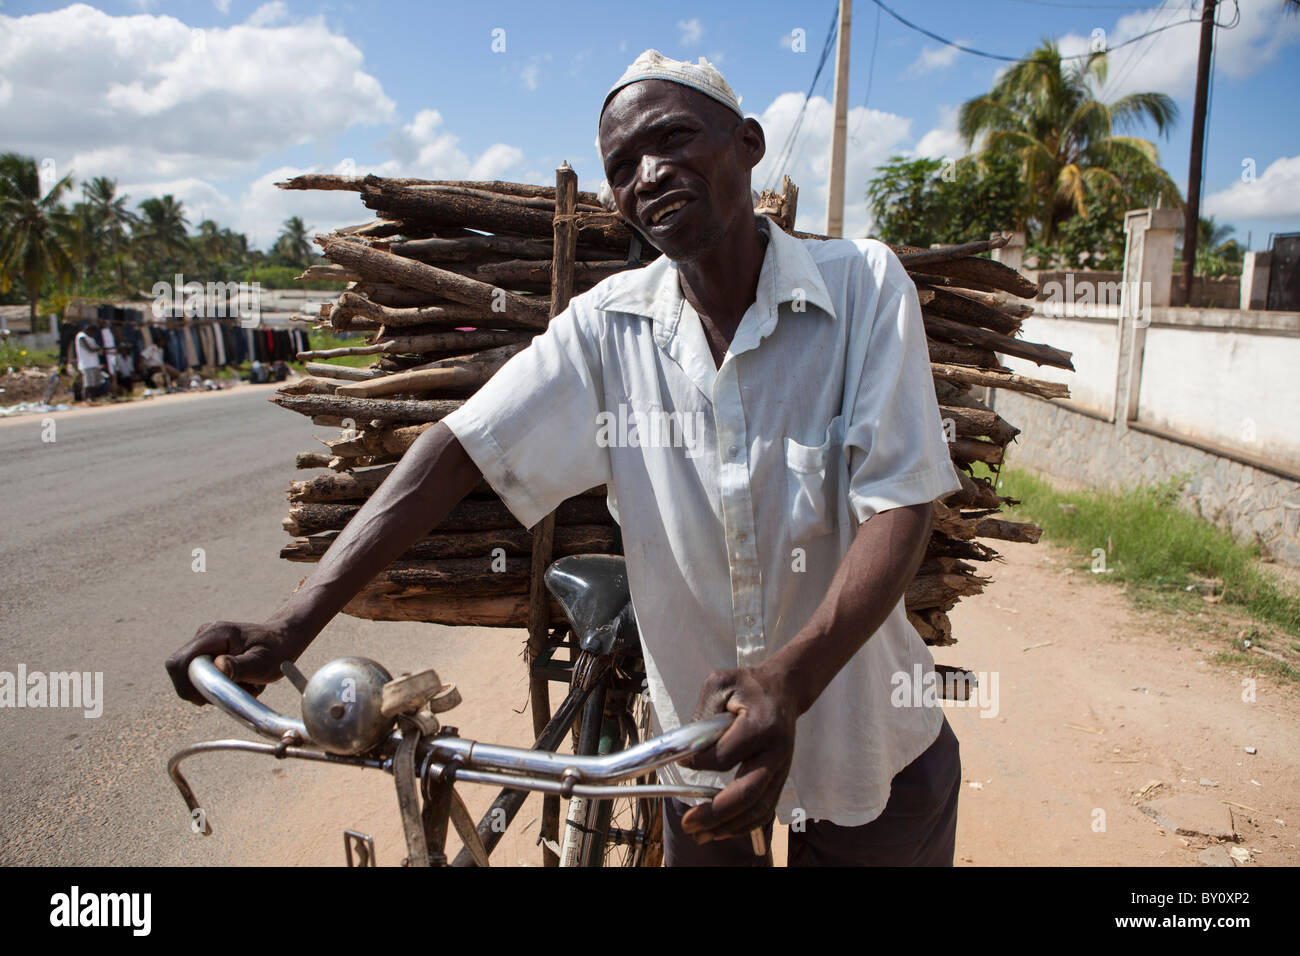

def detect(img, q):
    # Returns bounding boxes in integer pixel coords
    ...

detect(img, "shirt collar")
[592,215,839,326]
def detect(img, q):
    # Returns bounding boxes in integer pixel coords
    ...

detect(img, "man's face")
[598,80,765,262]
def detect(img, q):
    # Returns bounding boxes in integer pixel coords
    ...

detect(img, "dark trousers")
[663,717,961,866]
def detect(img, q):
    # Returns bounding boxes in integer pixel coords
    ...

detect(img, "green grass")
[985,465,1300,642]
[0,342,59,369]
[294,330,372,369]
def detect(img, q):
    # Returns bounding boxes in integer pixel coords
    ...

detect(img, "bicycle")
[168,554,721,867]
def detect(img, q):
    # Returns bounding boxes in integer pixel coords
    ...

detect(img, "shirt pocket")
[783,414,845,543]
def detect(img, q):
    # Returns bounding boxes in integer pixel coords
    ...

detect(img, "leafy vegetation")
[866,40,1210,272]
[991,466,1300,642]
[0,152,326,331]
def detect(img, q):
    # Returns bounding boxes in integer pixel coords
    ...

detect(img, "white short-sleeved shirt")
[444,215,963,826]
[74,331,102,372]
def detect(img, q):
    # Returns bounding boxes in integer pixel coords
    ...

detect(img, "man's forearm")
[757,502,933,716]
[268,421,482,649]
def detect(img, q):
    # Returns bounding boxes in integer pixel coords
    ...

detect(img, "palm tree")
[958,41,1182,241]
[85,176,137,293]
[273,215,314,270]
[0,153,77,332]
[135,195,191,279]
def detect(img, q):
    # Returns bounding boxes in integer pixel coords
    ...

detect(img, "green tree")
[866,152,1024,247]
[0,153,77,331]
[135,194,191,280]
[84,176,138,294]
[958,40,1182,243]
[271,215,314,270]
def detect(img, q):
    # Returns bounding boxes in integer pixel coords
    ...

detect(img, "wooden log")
[341,583,567,628]
[418,178,603,206]
[304,361,384,381]
[296,329,530,361]
[938,405,1020,445]
[904,572,988,611]
[277,377,342,396]
[390,234,622,265]
[896,235,1010,267]
[973,516,1042,543]
[907,609,954,646]
[281,524,619,562]
[909,272,1004,295]
[359,181,634,249]
[328,423,432,458]
[948,437,1005,465]
[925,534,1001,563]
[288,465,396,502]
[331,291,526,331]
[383,557,533,596]
[924,288,1024,336]
[334,343,525,397]
[928,340,1001,369]
[924,313,1074,371]
[931,363,1070,400]
[894,245,1039,298]
[283,495,613,536]
[448,258,628,293]
[270,392,463,426]
[298,264,360,282]
[940,285,1035,318]
[296,452,334,470]
[943,471,1004,509]
[318,236,550,329]
[918,557,977,576]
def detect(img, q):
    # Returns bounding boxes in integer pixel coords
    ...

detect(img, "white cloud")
[246,2,288,28]
[913,106,966,161]
[214,0,232,13]
[908,44,961,75]
[751,92,913,238]
[1204,154,1300,222]
[677,18,703,47]
[521,62,540,91]
[0,5,539,251]
[1058,0,1300,104]
[384,109,529,182]
[0,4,396,184]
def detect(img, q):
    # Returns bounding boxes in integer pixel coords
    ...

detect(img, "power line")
[765,3,839,190]
[865,0,1205,63]
[1002,0,1169,9]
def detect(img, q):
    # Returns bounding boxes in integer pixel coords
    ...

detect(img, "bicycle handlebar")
[184,655,732,791]
[189,655,311,742]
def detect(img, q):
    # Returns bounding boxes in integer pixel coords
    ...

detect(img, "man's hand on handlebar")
[165,620,301,705]
[677,666,797,844]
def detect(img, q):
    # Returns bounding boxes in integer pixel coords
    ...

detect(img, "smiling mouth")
[647,198,692,228]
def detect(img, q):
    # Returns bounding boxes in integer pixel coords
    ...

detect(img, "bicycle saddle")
[544,554,631,651]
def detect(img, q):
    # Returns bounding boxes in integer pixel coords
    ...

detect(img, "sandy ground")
[223,538,1298,868]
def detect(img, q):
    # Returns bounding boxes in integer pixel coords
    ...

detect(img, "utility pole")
[1181,0,1216,306]
[826,0,852,237]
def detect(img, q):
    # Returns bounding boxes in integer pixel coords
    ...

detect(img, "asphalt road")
[0,385,502,866]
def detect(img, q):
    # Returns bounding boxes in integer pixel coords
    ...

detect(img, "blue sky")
[2,0,1297,250]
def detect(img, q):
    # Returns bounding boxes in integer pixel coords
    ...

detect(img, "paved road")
[0,386,503,865]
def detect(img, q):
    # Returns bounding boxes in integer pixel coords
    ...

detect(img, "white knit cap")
[603,49,743,117]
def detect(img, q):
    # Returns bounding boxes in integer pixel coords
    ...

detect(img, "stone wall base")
[990,391,1300,567]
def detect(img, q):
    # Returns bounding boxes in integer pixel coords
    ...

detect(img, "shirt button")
[728,445,738,458]
[744,615,755,627]
[736,531,747,542]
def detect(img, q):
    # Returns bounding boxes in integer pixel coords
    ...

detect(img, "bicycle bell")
[299,657,394,755]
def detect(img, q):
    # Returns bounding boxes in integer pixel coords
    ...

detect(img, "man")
[166,50,964,866]
[72,323,110,401]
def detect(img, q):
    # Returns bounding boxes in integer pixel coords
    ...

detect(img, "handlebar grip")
[188,655,310,743]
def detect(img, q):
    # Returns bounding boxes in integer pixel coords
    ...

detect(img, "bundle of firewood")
[272,170,1072,648]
